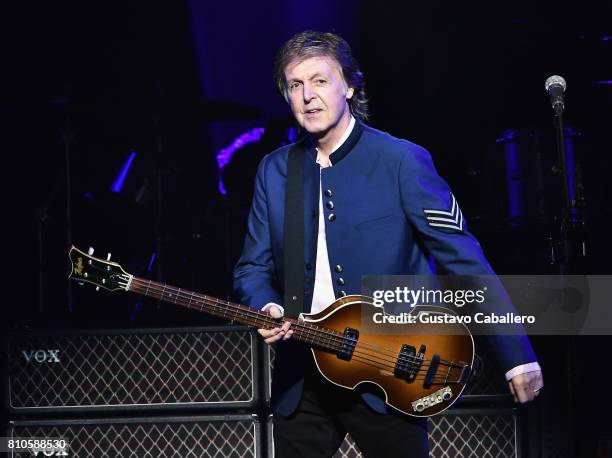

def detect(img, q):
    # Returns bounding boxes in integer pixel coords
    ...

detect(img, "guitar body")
[302,295,474,417]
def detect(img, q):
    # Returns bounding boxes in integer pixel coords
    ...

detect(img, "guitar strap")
[283,141,306,317]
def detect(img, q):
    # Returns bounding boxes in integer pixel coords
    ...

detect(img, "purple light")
[111,149,137,193]
[147,251,156,272]
[216,128,264,195]
[601,35,612,42]
[593,80,612,85]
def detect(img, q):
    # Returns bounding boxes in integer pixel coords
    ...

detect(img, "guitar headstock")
[68,246,132,292]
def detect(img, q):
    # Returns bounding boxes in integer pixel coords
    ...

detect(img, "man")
[234,30,543,457]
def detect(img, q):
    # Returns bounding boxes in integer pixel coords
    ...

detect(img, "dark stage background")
[2,1,612,456]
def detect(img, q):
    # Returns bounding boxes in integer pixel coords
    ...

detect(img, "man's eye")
[316,79,326,85]
[289,82,301,90]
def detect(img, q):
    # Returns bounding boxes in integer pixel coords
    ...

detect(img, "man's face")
[284,55,354,139]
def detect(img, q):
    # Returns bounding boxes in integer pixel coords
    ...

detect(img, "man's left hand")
[508,370,543,403]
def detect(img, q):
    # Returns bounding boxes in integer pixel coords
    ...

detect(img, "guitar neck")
[127,276,341,352]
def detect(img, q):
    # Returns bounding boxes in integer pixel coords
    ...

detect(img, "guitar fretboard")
[128,276,343,352]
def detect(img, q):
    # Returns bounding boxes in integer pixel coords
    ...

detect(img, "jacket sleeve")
[233,155,283,310]
[399,144,538,372]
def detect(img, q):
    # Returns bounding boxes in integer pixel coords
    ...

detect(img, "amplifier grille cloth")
[8,328,256,409]
[9,417,259,458]
[332,411,517,458]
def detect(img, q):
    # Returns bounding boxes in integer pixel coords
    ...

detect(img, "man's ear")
[346,87,354,100]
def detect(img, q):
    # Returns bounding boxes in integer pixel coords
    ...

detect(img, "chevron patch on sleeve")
[423,192,464,231]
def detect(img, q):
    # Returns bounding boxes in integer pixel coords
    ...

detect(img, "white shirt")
[310,116,356,314]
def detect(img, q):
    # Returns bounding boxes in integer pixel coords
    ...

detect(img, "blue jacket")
[234,120,537,416]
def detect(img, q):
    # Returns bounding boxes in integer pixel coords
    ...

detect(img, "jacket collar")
[329,118,364,165]
[301,118,365,166]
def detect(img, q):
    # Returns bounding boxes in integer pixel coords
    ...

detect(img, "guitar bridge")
[337,327,359,361]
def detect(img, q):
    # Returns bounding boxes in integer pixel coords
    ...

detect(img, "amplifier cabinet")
[335,407,521,458]
[267,408,522,458]
[7,414,262,457]
[6,326,260,413]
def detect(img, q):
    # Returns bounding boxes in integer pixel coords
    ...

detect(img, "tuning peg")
[96,286,100,291]
[88,247,95,255]
[106,253,112,261]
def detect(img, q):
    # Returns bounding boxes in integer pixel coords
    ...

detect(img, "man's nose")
[302,83,316,102]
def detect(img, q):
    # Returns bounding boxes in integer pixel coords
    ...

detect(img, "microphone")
[545,75,567,116]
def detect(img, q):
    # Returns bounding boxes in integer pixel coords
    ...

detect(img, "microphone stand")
[550,101,587,458]
[553,111,586,274]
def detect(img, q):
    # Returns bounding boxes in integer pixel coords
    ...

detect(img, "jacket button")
[339,290,347,297]
[326,201,334,209]
[325,189,333,197]
[306,263,312,271]
[328,213,336,222]
[337,277,345,285]
[335,265,343,273]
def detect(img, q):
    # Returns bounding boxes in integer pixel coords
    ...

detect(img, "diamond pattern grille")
[330,411,517,458]
[9,417,259,457]
[428,412,517,458]
[8,328,257,410]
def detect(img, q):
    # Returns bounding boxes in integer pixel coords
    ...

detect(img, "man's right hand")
[257,303,293,344]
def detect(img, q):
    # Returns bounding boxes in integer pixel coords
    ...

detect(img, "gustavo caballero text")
[372,311,535,325]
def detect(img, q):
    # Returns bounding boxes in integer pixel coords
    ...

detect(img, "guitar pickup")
[337,327,359,361]
[395,344,425,382]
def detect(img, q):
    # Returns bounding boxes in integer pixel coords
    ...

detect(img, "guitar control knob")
[442,390,452,401]
[107,253,112,261]
[95,286,100,291]
[414,402,425,412]
[88,247,95,255]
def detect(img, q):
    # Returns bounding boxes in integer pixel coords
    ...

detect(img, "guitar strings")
[125,281,468,384]
[126,276,465,374]
[124,277,466,378]
[125,276,448,368]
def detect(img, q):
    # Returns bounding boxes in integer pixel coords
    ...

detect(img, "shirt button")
[335,265,343,273]
[337,277,345,285]
[328,213,336,222]
[325,189,333,197]
[326,201,334,209]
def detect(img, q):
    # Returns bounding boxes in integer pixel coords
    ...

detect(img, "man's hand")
[257,303,293,344]
[508,370,543,403]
